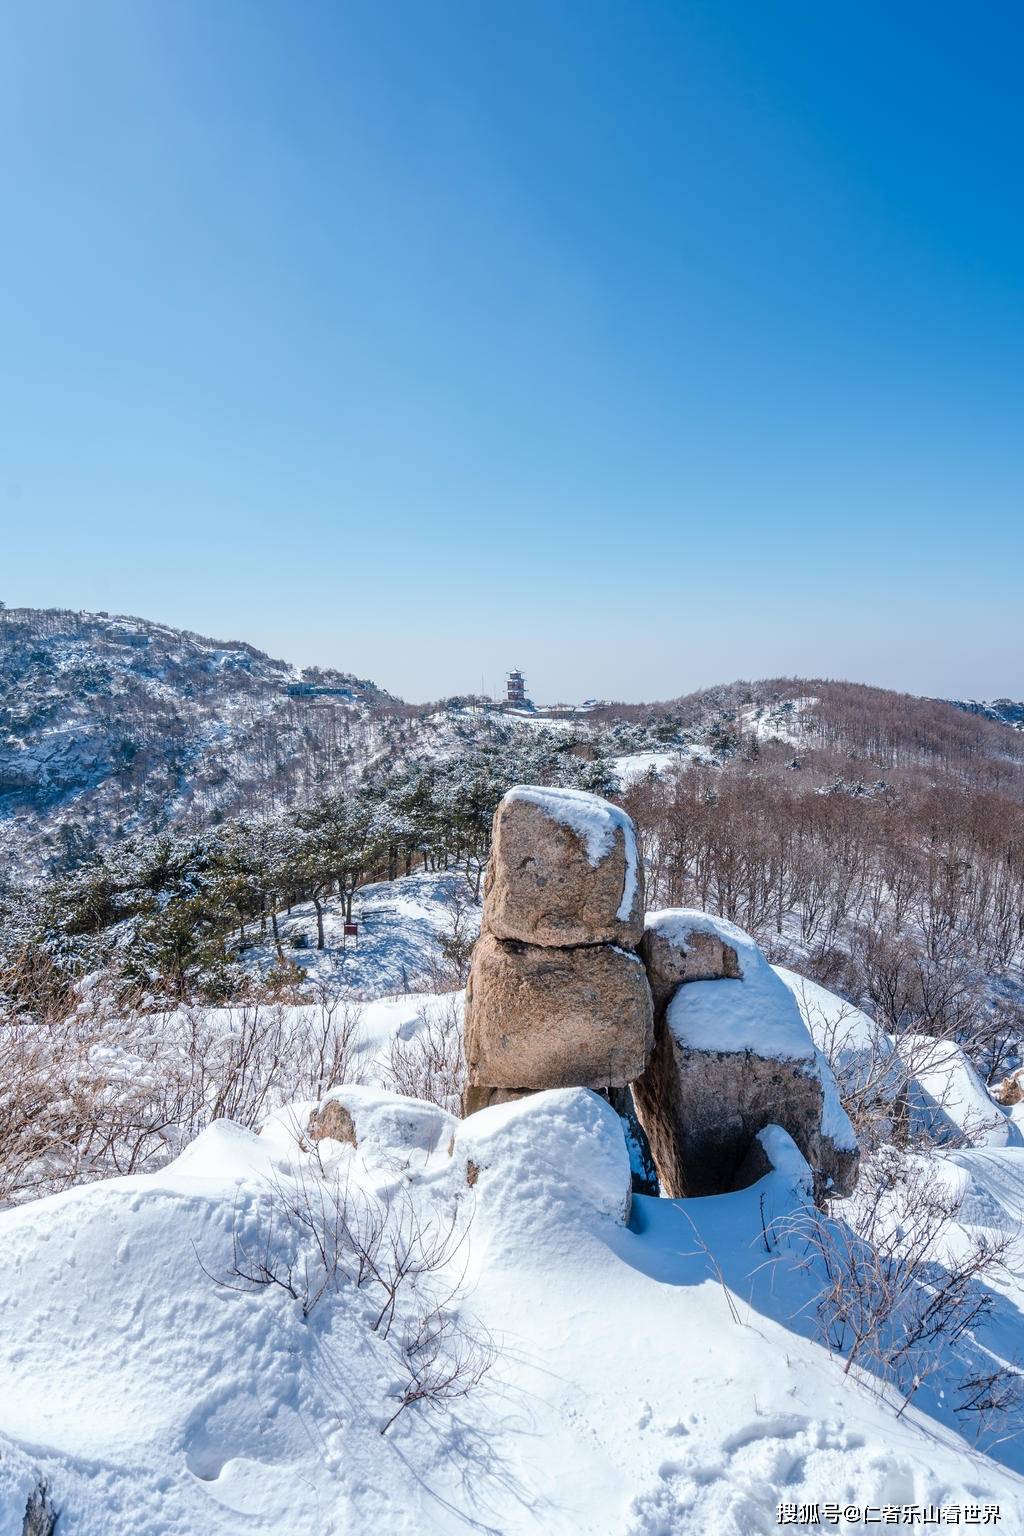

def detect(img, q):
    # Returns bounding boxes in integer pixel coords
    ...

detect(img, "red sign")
[343,923,359,938]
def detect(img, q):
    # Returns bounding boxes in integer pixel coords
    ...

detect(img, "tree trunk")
[271,909,285,965]
[313,894,326,950]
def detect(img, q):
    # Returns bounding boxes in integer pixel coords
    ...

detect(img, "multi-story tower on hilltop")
[506,669,527,707]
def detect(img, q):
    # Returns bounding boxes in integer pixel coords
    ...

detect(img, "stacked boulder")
[463,786,654,1114]
[631,910,859,1201]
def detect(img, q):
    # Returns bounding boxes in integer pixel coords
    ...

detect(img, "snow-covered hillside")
[5,608,1022,885]
[2,1083,1022,1535]
[237,869,480,996]
[0,609,664,876]
[0,607,395,870]
[949,698,1024,732]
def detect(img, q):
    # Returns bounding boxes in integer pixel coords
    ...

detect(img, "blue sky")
[1,2,1021,702]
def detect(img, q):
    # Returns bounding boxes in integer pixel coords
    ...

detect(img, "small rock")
[307,1100,357,1147]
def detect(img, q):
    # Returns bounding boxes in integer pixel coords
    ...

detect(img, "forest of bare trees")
[621,756,1024,1083]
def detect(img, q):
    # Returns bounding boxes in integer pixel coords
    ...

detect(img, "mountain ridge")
[2,605,1021,875]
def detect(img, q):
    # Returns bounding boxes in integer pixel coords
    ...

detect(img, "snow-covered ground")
[737,695,818,748]
[4,876,1024,1533]
[2,1087,1023,1535]
[610,745,713,785]
[238,869,481,995]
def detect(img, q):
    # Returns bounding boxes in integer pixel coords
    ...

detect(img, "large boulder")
[463,932,654,1095]
[639,909,741,1015]
[482,785,644,948]
[632,911,859,1201]
[636,1040,828,1198]
[461,1084,531,1115]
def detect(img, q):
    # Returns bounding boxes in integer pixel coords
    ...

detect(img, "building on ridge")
[506,669,528,707]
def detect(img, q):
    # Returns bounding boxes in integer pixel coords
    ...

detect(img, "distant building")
[506,669,527,707]
[285,682,354,699]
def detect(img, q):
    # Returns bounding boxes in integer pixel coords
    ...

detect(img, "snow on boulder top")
[504,785,639,922]
[653,910,816,1062]
[452,1087,633,1236]
[485,785,644,946]
[897,1035,1024,1150]
[296,1084,458,1163]
[643,907,759,962]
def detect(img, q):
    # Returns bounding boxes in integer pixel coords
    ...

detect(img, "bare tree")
[385,995,465,1115]
[776,1144,1023,1439]
[203,1157,491,1434]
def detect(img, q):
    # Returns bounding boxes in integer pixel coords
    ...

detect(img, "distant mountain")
[0,607,397,869]
[4,606,1023,877]
[947,697,1024,731]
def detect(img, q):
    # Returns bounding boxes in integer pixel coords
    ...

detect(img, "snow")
[776,965,906,1134]
[898,1034,1023,1149]
[506,783,639,921]
[652,910,817,1062]
[777,966,1020,1151]
[751,1123,815,1194]
[737,695,818,747]
[3,1085,1023,1534]
[610,745,715,786]
[814,1046,859,1151]
[289,1083,458,1161]
[774,966,882,1063]
[453,1087,634,1231]
[239,869,479,994]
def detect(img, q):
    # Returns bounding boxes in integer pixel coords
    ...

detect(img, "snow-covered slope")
[238,869,481,995]
[948,698,1024,732]
[0,607,394,869]
[3,855,1024,1533]
[1,1089,1022,1535]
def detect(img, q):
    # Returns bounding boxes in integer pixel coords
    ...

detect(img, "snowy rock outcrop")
[465,935,652,1094]
[632,911,859,1202]
[482,786,644,948]
[463,786,653,1114]
[462,795,859,1203]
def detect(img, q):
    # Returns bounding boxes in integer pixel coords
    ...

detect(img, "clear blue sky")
[1,2,1021,702]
